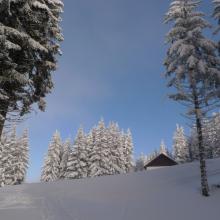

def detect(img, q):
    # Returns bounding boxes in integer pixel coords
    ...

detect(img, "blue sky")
[17,0,216,182]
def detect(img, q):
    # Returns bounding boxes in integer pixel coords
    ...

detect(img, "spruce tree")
[123,129,134,172]
[108,122,124,174]
[9,127,29,185]
[85,131,94,177]
[89,119,110,177]
[73,127,88,178]
[135,153,146,172]
[65,127,87,179]
[0,0,64,137]
[41,130,62,182]
[65,147,79,179]
[173,125,189,163]
[59,138,71,179]
[16,129,29,184]
[164,0,220,196]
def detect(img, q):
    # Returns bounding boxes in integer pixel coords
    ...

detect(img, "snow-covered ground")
[0,159,220,220]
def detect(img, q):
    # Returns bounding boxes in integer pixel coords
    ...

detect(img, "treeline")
[136,113,220,170]
[0,126,29,187]
[41,119,134,182]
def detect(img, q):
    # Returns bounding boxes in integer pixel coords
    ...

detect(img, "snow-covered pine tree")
[135,153,146,172]
[0,126,22,186]
[213,0,220,39]
[73,127,88,179]
[7,125,18,185]
[89,119,111,177]
[212,113,220,157]
[173,125,189,163]
[164,0,220,196]
[41,130,62,182]
[85,131,94,177]
[108,122,125,174]
[65,147,79,179]
[202,118,215,159]
[15,129,29,184]
[123,129,134,172]
[65,127,88,179]
[59,138,71,179]
[0,0,64,137]
[117,130,127,173]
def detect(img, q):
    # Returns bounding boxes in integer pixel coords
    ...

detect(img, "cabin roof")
[144,153,178,168]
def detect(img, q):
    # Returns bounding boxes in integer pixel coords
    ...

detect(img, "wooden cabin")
[144,153,178,170]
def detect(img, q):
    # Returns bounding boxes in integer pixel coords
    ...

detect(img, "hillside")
[0,159,220,220]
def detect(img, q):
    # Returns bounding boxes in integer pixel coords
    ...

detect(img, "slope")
[0,158,220,220]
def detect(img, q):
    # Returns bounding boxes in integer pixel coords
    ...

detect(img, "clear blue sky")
[17,0,216,182]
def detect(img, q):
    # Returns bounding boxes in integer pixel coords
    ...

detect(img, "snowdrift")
[0,158,220,220]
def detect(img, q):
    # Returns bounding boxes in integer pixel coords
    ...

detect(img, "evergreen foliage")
[0,126,29,187]
[164,0,220,196]
[0,0,64,137]
[42,119,134,182]
[173,125,190,163]
[41,130,62,182]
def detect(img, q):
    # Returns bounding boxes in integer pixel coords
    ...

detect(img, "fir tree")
[74,127,88,178]
[59,138,71,179]
[135,153,146,172]
[85,131,94,177]
[14,129,29,184]
[123,129,134,172]
[164,0,220,196]
[0,0,64,137]
[41,131,62,182]
[173,125,189,163]
[89,119,110,177]
[108,122,124,174]
[65,148,79,179]
[65,127,87,179]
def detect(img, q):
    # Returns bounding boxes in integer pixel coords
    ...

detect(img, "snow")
[0,158,220,220]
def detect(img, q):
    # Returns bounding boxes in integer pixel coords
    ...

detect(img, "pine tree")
[108,122,124,174]
[89,119,111,177]
[65,147,79,179]
[14,129,29,184]
[7,125,18,185]
[0,0,64,137]
[65,127,87,179]
[59,138,71,179]
[74,127,88,178]
[213,0,220,38]
[41,130,62,182]
[164,0,220,196]
[212,113,220,157]
[123,129,134,172]
[173,125,189,163]
[85,131,94,177]
[135,153,146,172]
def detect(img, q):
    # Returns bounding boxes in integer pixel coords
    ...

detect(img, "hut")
[144,153,178,170]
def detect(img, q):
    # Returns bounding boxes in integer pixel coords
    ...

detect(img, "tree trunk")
[195,112,209,196]
[189,72,209,196]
